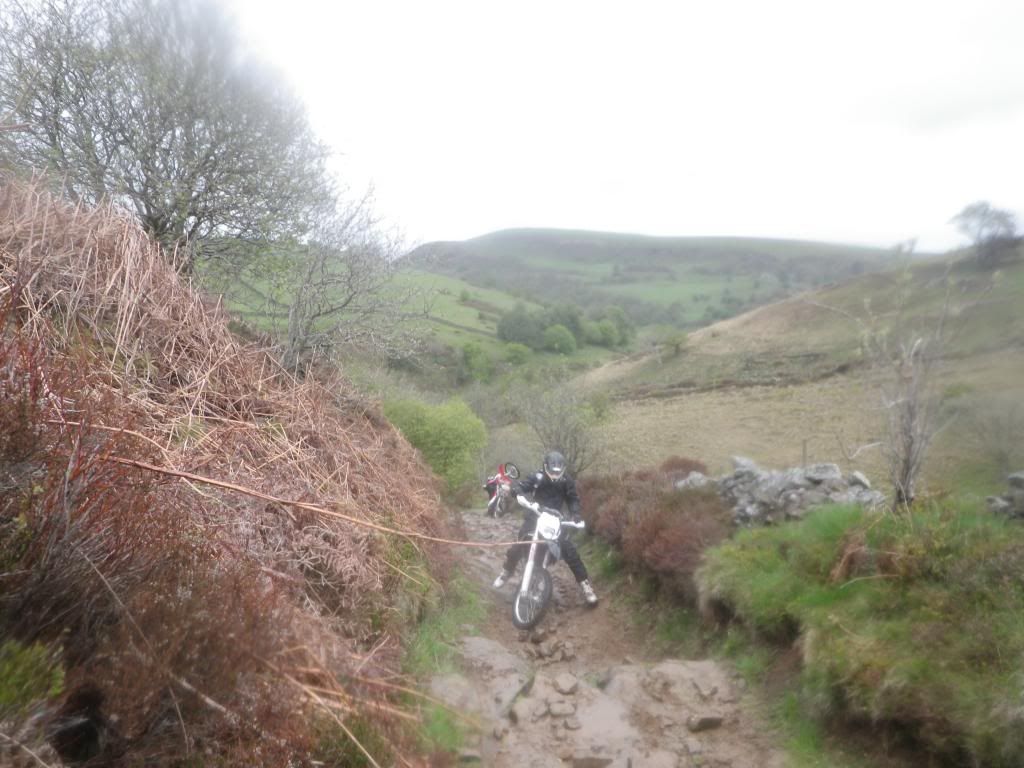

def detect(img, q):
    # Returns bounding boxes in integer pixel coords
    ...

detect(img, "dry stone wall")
[676,456,885,525]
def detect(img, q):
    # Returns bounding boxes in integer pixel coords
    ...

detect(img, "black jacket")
[515,470,581,518]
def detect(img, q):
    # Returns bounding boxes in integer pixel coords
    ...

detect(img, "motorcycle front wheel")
[512,568,553,629]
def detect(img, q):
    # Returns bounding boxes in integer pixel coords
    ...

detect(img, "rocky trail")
[429,510,788,768]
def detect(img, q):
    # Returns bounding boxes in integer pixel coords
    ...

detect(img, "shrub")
[659,455,709,481]
[503,342,532,365]
[461,341,492,383]
[542,323,577,354]
[698,502,1024,766]
[579,466,731,599]
[384,398,487,492]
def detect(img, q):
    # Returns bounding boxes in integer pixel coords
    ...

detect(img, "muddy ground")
[430,510,788,768]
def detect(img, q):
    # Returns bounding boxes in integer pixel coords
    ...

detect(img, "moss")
[0,640,63,716]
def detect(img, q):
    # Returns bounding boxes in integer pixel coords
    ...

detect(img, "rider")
[491,450,598,606]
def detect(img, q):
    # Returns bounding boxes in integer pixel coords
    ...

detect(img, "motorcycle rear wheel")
[512,568,552,629]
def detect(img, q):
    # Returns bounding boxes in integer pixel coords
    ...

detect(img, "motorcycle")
[484,462,519,518]
[510,495,585,629]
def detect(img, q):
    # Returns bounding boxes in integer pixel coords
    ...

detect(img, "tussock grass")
[699,502,1024,767]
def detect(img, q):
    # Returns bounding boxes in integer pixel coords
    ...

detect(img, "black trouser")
[502,514,589,583]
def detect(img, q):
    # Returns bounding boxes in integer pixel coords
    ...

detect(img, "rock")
[687,712,724,732]
[638,750,680,768]
[555,673,579,695]
[804,463,842,483]
[429,674,485,717]
[848,470,872,489]
[1009,471,1024,490]
[565,715,582,730]
[508,697,531,725]
[987,496,1012,515]
[548,699,577,717]
[538,641,555,658]
[675,471,710,490]
[731,456,758,472]
[572,757,614,768]
[457,747,482,763]
[562,641,577,661]
[685,737,703,755]
[530,627,549,644]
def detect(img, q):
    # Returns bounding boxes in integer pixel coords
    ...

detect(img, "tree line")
[496,302,635,353]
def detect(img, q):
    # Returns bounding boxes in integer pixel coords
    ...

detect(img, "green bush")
[461,341,492,383]
[542,323,577,354]
[503,342,532,365]
[698,503,1024,767]
[384,398,486,492]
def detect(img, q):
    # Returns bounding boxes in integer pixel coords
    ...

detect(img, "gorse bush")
[384,398,487,492]
[698,502,1024,767]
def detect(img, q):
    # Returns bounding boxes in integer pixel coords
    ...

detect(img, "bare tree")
[805,249,964,507]
[0,0,333,271]
[950,201,1020,268]
[208,197,429,373]
[512,383,604,476]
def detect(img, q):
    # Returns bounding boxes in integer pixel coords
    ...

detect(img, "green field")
[409,229,904,329]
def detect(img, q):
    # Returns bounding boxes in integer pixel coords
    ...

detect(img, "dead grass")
[0,176,450,765]
[593,347,1024,499]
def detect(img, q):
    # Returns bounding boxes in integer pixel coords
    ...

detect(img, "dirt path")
[430,510,788,768]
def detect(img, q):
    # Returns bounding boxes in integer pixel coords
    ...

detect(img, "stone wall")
[986,472,1024,518]
[676,456,885,526]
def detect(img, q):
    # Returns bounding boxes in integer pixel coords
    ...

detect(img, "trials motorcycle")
[510,495,585,629]
[484,462,519,518]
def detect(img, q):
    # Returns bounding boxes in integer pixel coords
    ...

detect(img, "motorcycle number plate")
[537,512,560,540]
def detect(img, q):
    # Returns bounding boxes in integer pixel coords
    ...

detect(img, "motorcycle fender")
[546,541,561,562]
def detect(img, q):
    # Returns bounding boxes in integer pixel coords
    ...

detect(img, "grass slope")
[395,268,618,370]
[699,503,1024,767]
[597,250,1024,398]
[410,228,904,328]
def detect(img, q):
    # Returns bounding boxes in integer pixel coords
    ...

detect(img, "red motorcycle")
[484,462,519,518]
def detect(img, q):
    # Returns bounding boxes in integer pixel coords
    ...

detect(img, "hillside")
[587,249,1024,399]
[571,247,1024,498]
[409,228,906,328]
[0,179,449,766]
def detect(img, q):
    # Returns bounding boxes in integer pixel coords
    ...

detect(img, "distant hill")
[582,245,1024,399]
[408,228,908,328]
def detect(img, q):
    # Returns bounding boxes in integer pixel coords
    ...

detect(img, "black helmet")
[542,451,567,481]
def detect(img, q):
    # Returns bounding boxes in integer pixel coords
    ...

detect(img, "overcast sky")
[229,0,1023,252]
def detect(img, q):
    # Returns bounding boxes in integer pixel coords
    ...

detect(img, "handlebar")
[515,496,585,530]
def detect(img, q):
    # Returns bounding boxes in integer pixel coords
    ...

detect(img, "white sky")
[229,0,1024,252]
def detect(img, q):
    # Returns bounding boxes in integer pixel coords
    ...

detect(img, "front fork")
[518,536,542,598]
